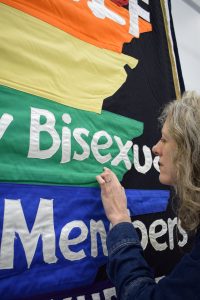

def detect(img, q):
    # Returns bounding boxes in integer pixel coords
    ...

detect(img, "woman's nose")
[152,143,159,156]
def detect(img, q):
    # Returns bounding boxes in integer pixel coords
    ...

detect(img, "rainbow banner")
[0,0,186,299]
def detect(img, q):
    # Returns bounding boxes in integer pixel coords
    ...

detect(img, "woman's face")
[152,119,177,186]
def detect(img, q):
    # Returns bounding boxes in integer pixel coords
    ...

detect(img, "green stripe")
[0,85,143,186]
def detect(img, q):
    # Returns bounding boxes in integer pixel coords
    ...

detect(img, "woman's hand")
[96,167,131,226]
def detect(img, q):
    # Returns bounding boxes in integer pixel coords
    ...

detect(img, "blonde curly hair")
[159,91,200,233]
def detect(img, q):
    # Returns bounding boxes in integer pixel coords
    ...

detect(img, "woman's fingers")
[96,169,131,225]
[96,175,105,185]
[100,168,120,185]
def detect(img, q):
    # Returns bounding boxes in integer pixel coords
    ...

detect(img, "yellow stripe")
[0,3,138,113]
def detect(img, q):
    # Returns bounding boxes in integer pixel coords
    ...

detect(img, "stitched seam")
[109,240,141,256]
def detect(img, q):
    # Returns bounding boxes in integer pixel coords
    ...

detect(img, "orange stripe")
[1,0,152,53]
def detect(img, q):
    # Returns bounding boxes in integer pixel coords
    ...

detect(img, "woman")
[96,91,200,299]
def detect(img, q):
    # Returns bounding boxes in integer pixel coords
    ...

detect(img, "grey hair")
[159,91,200,233]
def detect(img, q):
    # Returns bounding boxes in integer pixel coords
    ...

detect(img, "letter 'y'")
[0,113,13,140]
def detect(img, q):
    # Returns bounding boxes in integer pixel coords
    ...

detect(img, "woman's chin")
[159,175,173,186]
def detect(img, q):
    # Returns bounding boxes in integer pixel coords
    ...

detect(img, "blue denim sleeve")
[106,222,156,300]
[106,222,200,300]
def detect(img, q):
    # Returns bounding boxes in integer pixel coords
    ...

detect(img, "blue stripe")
[0,183,169,299]
[126,189,170,216]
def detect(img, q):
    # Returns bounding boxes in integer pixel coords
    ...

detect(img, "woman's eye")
[160,137,166,143]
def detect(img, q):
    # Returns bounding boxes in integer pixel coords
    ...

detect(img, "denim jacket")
[107,222,200,300]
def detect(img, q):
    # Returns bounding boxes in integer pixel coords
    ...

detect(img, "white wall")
[171,0,200,93]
